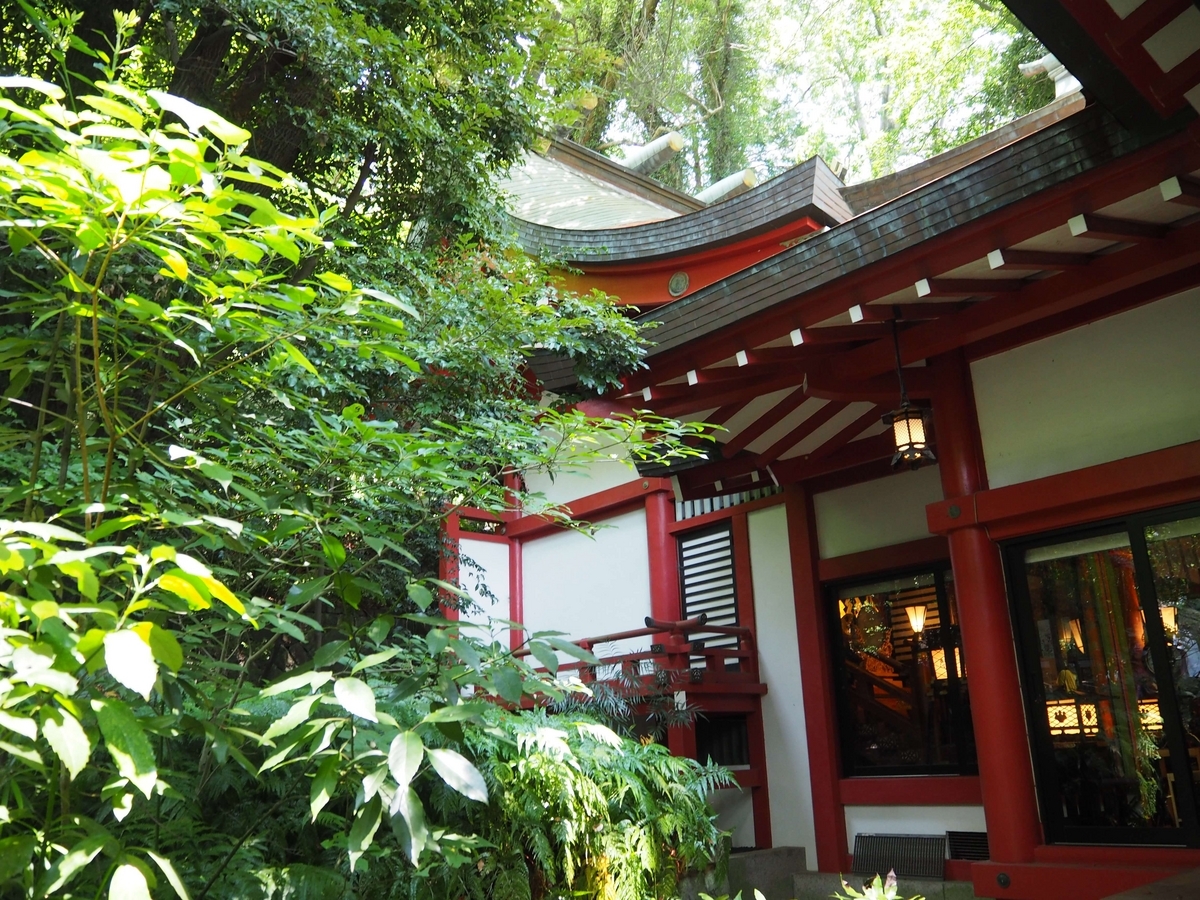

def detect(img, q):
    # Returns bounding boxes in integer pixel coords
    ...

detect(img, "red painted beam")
[613,130,1200,397]
[987,248,1091,270]
[927,437,1200,542]
[653,370,808,419]
[832,217,1200,384]
[839,775,981,806]
[802,407,881,464]
[770,432,895,484]
[508,476,673,538]
[1107,0,1194,52]
[818,535,949,582]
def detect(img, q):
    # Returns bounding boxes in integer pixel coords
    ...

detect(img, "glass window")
[1007,505,1200,845]
[831,569,977,776]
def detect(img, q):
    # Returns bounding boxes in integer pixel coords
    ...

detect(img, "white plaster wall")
[520,508,652,656]
[710,786,756,849]
[524,455,641,507]
[748,505,817,869]
[456,537,509,642]
[812,466,943,559]
[972,289,1200,488]
[843,805,988,846]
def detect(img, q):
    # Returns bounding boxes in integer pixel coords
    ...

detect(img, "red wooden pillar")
[647,489,691,758]
[508,537,523,651]
[785,483,849,872]
[929,351,1042,863]
[645,489,681,622]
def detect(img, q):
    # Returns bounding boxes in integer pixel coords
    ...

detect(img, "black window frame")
[827,563,979,778]
[1003,500,1200,847]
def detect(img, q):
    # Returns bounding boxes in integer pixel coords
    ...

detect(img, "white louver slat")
[678,525,740,668]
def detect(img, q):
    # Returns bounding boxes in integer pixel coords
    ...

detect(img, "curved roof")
[513,155,853,264]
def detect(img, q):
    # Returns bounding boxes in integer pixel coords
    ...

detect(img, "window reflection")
[832,571,976,775]
[1024,534,1175,830]
[1144,516,1200,825]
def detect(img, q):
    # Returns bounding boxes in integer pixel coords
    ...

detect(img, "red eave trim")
[927,438,1200,540]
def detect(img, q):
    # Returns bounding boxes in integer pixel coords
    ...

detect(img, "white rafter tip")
[714,480,723,492]
[789,328,805,346]
[736,350,749,366]
[914,278,932,298]
[642,387,653,402]
[686,369,699,386]
[750,471,760,483]
[987,249,1006,270]
[1067,214,1088,236]
[1160,177,1183,202]
[848,305,866,323]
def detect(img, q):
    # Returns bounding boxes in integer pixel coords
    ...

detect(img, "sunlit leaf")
[41,706,92,780]
[426,748,488,802]
[333,677,376,722]
[347,795,382,872]
[104,630,158,700]
[93,699,157,798]
[387,731,423,795]
[109,862,153,900]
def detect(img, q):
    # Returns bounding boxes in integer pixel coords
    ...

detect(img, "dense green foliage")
[549,0,1054,187]
[0,8,729,898]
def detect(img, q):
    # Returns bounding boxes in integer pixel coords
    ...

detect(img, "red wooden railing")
[515,613,761,692]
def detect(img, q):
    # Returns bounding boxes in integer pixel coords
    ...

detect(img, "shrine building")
[446,3,1200,898]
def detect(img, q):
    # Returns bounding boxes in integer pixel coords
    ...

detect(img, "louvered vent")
[946,831,988,861]
[678,525,739,669]
[851,834,945,881]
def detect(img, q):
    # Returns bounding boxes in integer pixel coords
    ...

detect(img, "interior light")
[906,604,927,634]
[1160,605,1178,636]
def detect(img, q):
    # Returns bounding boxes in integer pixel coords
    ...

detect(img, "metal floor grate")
[946,831,989,861]
[851,834,945,881]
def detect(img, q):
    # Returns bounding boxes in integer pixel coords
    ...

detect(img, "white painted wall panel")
[972,290,1200,488]
[843,805,987,846]
[748,505,816,869]
[521,509,652,655]
[457,537,509,642]
[710,786,756,850]
[813,466,943,559]
[524,458,641,507]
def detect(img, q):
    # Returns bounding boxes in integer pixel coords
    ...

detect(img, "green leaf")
[104,630,158,700]
[407,583,434,610]
[109,862,153,900]
[351,648,398,673]
[263,694,320,741]
[94,698,157,798]
[0,709,37,740]
[347,795,382,872]
[149,91,251,143]
[426,748,488,802]
[0,834,36,882]
[425,628,448,656]
[41,706,92,781]
[146,624,184,672]
[279,339,318,376]
[261,670,333,698]
[35,832,107,897]
[390,788,429,864]
[320,533,346,569]
[492,666,524,705]
[387,731,423,794]
[547,636,600,665]
[146,852,191,900]
[156,573,210,609]
[528,640,559,676]
[310,755,339,822]
[313,640,349,669]
[333,677,376,722]
[420,702,486,724]
[316,271,354,292]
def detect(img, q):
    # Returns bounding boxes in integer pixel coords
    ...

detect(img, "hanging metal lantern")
[884,319,936,470]
[883,402,935,469]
